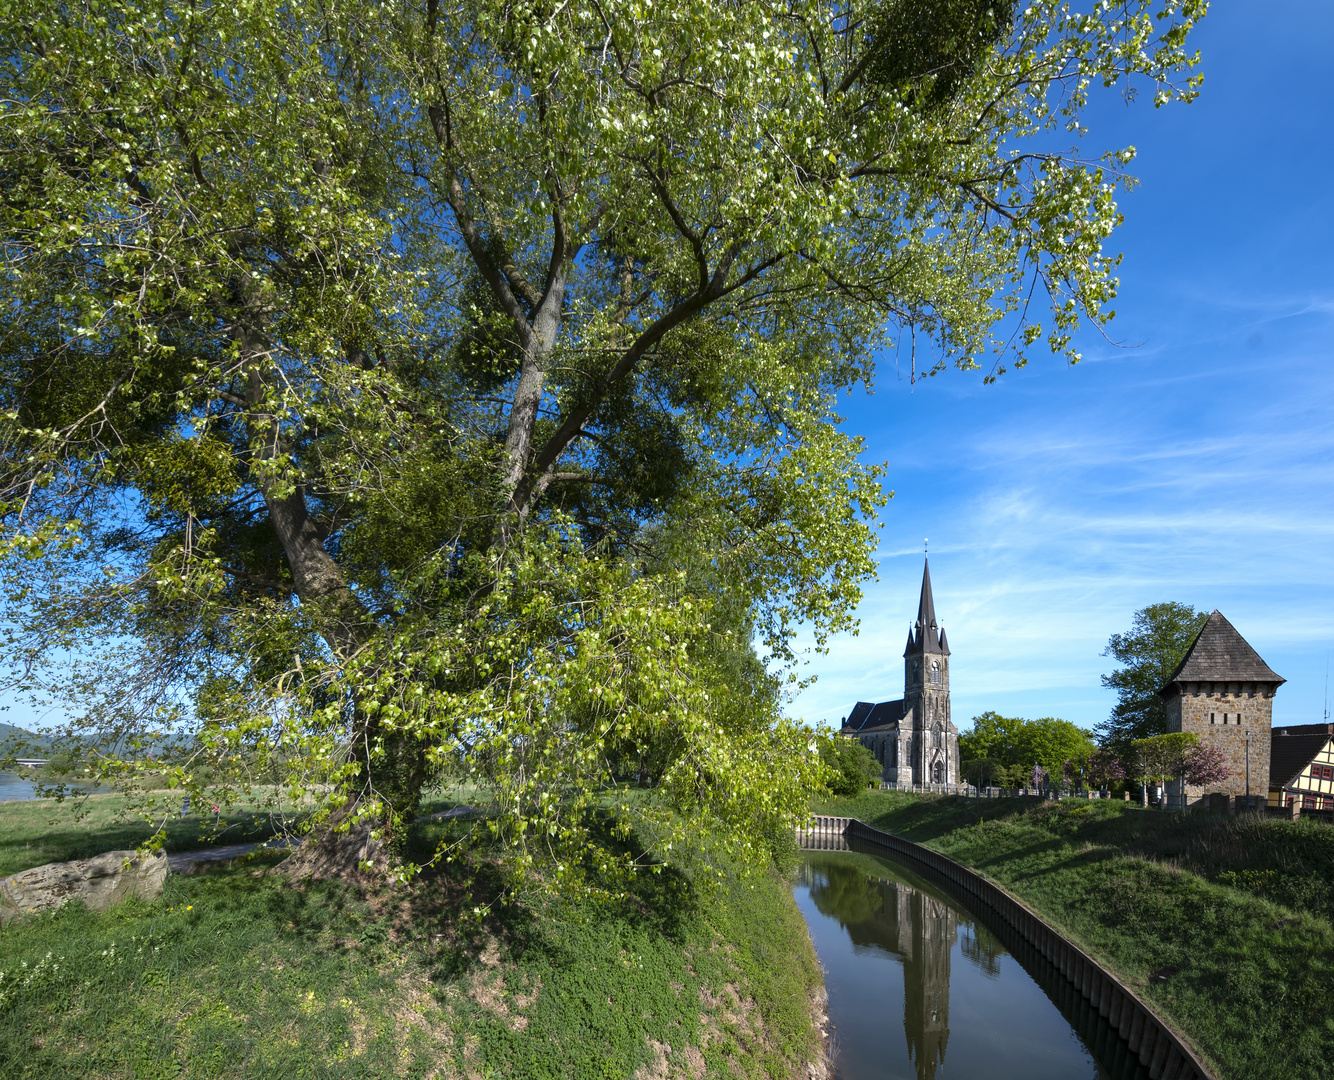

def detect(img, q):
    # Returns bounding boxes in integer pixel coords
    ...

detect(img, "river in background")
[0,771,110,802]
[795,849,1147,1080]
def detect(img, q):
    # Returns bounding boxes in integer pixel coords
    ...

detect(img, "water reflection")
[806,859,961,1079]
[797,853,1143,1080]
[958,920,1003,981]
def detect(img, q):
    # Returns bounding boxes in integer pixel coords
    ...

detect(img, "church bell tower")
[903,559,956,785]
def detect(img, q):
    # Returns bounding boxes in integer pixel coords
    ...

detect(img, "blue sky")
[790,1,1334,734]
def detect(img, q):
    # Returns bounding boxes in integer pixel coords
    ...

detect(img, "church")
[840,559,962,787]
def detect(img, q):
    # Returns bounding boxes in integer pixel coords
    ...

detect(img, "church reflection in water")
[802,857,1005,1080]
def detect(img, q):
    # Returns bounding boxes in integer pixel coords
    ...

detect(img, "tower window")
[930,660,941,685]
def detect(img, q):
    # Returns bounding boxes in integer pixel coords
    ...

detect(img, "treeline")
[959,712,1099,788]
[960,712,1228,795]
[959,603,1228,794]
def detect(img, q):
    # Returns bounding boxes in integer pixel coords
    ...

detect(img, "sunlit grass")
[0,799,822,1079]
[0,795,286,879]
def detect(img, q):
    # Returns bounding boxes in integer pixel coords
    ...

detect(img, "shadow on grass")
[393,811,700,986]
[2,801,822,1080]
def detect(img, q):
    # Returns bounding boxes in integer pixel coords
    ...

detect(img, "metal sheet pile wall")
[796,816,1217,1080]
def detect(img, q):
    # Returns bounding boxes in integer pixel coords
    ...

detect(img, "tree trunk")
[278,804,389,881]
[238,317,428,879]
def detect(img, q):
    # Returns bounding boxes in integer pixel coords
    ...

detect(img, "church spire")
[913,558,946,654]
[917,557,937,629]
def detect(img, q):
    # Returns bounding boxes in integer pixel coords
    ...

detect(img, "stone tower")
[1159,610,1284,803]
[903,559,959,785]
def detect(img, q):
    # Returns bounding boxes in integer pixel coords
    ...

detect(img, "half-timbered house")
[1268,723,1334,810]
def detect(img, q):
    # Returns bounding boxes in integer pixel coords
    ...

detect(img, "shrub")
[819,737,881,796]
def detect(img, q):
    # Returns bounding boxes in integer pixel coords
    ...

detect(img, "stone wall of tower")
[1167,682,1274,800]
[892,726,915,787]
[905,653,958,785]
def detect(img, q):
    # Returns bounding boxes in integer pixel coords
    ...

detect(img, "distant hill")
[1,722,196,759]
[0,721,54,755]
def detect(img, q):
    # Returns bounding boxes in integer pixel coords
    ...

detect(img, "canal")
[795,847,1148,1080]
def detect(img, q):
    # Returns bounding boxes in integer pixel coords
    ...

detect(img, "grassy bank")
[813,790,1334,1080]
[0,796,284,879]
[0,797,822,1079]
[0,786,480,878]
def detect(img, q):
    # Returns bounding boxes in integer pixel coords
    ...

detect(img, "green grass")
[813,790,1334,1080]
[0,796,282,879]
[0,798,822,1079]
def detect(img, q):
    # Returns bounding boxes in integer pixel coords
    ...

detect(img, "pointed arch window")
[930,660,941,685]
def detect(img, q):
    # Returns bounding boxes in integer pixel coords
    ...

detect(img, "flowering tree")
[1031,764,1050,793]
[1132,733,1195,784]
[1183,744,1229,788]
[1087,749,1127,789]
[1132,732,1227,809]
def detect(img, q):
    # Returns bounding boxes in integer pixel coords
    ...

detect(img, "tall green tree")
[1099,602,1208,756]
[1017,717,1098,775]
[960,712,1094,778]
[0,0,1207,886]
[958,711,1027,763]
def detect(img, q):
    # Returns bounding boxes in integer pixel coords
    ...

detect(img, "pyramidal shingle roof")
[1161,610,1284,692]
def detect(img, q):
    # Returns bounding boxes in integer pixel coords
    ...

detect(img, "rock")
[0,850,168,924]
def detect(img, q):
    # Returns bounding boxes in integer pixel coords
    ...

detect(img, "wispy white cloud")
[790,337,1334,733]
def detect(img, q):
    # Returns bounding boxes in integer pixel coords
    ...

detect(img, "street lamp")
[1245,730,1251,801]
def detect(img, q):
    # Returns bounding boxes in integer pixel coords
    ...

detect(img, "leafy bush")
[819,736,881,795]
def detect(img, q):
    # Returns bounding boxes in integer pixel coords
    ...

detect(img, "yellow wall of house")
[1269,738,1334,807]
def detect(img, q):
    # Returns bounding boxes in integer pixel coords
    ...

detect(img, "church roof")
[1270,728,1333,788]
[1159,610,1284,694]
[842,699,907,733]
